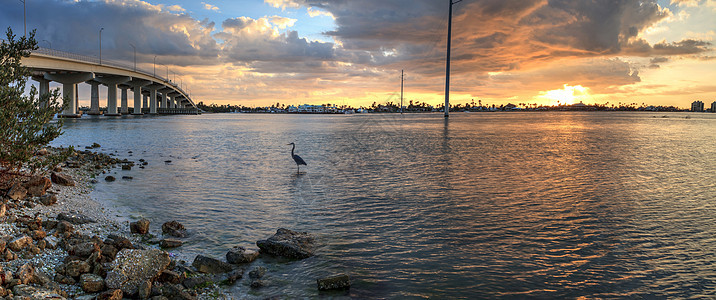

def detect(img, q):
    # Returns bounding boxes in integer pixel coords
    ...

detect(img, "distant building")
[711,101,716,113]
[691,100,704,112]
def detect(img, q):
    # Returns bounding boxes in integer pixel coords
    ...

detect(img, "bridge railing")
[32,47,194,105]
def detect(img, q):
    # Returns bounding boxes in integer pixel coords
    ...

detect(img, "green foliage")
[0,27,66,176]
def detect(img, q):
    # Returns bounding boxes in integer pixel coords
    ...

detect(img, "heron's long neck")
[291,143,295,155]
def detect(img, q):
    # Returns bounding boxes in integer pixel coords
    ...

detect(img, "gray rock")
[161,221,187,237]
[249,266,266,279]
[159,239,182,248]
[317,274,350,290]
[57,212,96,224]
[44,236,60,249]
[226,246,259,264]
[250,279,265,288]
[69,242,99,258]
[105,175,116,182]
[191,255,234,274]
[130,219,150,234]
[158,270,183,284]
[160,283,196,300]
[12,284,66,299]
[182,269,242,289]
[105,249,171,295]
[80,273,105,293]
[51,172,75,186]
[256,228,315,259]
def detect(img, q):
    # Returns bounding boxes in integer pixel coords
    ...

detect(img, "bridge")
[21,47,200,117]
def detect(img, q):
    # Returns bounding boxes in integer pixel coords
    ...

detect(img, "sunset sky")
[2,0,715,108]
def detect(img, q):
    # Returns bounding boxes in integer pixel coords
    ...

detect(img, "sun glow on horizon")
[536,84,593,106]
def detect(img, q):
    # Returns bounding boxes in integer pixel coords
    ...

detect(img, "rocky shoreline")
[0,147,348,299]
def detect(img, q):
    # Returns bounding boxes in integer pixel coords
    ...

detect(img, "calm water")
[51,112,716,298]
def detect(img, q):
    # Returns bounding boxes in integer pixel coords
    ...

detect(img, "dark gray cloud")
[0,0,220,67]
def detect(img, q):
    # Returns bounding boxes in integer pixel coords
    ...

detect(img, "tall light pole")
[19,0,26,37]
[165,65,169,81]
[99,27,104,64]
[153,55,157,77]
[444,0,462,118]
[129,43,136,71]
[400,69,405,114]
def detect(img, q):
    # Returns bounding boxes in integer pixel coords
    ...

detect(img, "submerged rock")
[317,274,350,291]
[159,239,182,248]
[226,246,259,264]
[161,221,187,237]
[191,255,234,274]
[256,228,315,259]
[130,219,150,234]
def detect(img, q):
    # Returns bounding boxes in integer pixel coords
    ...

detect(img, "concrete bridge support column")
[143,94,148,109]
[127,79,149,115]
[135,89,144,115]
[146,84,164,115]
[96,76,131,116]
[87,81,101,115]
[169,95,175,108]
[31,75,51,109]
[44,72,94,118]
[120,86,129,114]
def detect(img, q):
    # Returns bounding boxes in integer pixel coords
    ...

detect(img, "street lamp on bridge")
[153,55,157,77]
[99,27,104,64]
[129,43,136,71]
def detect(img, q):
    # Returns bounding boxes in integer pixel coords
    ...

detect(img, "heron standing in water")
[287,142,307,173]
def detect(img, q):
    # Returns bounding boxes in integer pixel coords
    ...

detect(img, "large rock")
[191,255,234,274]
[256,228,315,259]
[105,249,171,295]
[69,242,100,259]
[64,260,91,277]
[51,172,75,186]
[317,274,351,291]
[38,194,57,206]
[226,246,259,264]
[16,264,35,284]
[7,183,27,200]
[80,273,105,293]
[161,221,187,237]
[57,212,95,224]
[130,219,150,234]
[159,239,182,248]
[25,176,51,197]
[97,289,123,300]
[12,284,66,300]
[8,236,33,252]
